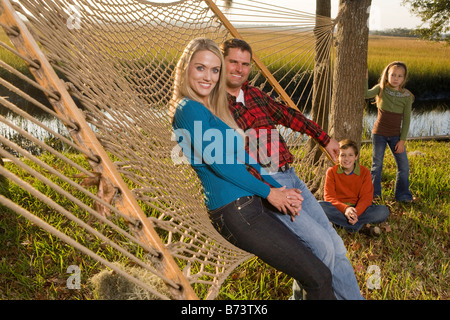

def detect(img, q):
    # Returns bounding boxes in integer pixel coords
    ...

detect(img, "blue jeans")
[371,134,413,201]
[208,196,336,300]
[270,168,363,300]
[319,201,390,232]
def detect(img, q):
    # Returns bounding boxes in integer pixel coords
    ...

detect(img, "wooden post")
[204,0,335,163]
[0,0,197,300]
[204,0,298,110]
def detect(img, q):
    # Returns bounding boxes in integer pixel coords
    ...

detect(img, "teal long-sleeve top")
[172,98,282,210]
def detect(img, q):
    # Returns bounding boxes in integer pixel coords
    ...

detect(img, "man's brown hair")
[220,38,253,59]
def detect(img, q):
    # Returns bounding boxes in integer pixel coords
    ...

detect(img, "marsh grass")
[367,36,450,98]
[2,28,449,100]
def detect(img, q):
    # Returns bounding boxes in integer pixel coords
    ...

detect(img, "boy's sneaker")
[361,224,381,237]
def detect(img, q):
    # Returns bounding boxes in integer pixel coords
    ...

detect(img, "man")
[220,38,363,300]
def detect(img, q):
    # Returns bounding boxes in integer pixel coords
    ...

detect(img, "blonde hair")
[376,61,414,104]
[169,38,240,131]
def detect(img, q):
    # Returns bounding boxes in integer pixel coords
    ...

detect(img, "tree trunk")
[330,0,371,148]
[307,0,332,162]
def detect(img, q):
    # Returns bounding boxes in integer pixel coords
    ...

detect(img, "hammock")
[0,0,335,299]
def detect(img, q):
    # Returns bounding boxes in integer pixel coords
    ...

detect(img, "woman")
[170,38,336,300]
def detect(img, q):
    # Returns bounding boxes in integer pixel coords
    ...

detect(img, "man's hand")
[325,138,340,164]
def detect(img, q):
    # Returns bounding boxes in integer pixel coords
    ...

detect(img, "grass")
[0,154,102,299]
[1,140,448,300]
[216,140,449,300]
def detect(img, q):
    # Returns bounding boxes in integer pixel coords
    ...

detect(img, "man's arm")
[263,90,339,162]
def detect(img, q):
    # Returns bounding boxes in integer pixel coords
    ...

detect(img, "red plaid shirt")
[228,81,330,177]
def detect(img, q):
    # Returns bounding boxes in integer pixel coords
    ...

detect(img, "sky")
[277,0,423,30]
[59,1,424,31]
[369,0,424,30]
[213,0,424,30]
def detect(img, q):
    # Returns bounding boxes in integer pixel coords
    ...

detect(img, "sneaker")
[371,225,381,236]
[361,224,381,237]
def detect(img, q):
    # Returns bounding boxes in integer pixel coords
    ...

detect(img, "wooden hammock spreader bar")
[0,0,197,300]
[204,0,297,109]
[204,0,335,164]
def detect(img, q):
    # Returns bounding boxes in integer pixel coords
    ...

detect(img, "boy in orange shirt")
[319,139,390,234]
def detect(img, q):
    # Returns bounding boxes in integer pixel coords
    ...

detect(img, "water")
[1,101,448,154]
[363,100,449,139]
[364,107,450,139]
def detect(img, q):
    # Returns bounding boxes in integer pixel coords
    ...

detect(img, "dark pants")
[208,196,336,300]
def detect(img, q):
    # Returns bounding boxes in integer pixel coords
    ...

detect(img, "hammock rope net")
[0,0,334,299]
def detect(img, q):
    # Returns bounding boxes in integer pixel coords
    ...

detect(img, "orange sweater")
[323,163,374,216]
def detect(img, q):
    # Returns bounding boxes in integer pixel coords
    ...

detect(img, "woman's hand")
[267,186,303,221]
[344,207,358,225]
